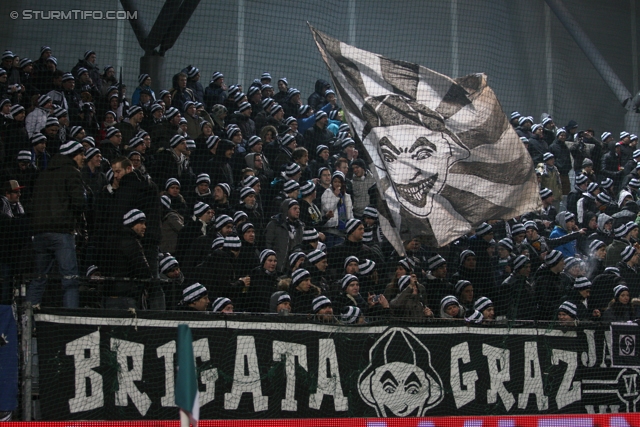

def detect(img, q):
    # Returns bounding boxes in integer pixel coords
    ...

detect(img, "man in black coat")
[103,209,152,309]
[601,141,624,189]
[303,111,333,161]
[527,124,549,165]
[327,218,383,279]
[307,79,331,111]
[228,102,256,139]
[422,254,453,308]
[533,250,566,321]
[617,246,640,298]
[550,128,572,196]
[115,105,144,147]
[114,159,163,308]
[192,235,250,301]
[152,134,194,192]
[100,127,123,164]
[0,180,31,304]
[28,141,86,308]
[170,73,196,113]
[566,174,589,216]
[150,107,182,151]
[204,72,227,111]
[175,202,214,266]
[590,266,624,312]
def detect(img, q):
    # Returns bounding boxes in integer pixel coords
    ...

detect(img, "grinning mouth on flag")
[395,173,438,208]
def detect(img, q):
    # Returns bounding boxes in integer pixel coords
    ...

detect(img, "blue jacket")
[549,226,576,258]
[298,103,333,134]
[131,85,156,106]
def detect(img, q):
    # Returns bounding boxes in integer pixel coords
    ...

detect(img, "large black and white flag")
[309,25,541,250]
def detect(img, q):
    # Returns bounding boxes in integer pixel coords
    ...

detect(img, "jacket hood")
[582,211,597,228]
[555,211,568,231]
[280,197,295,217]
[597,213,612,233]
[214,139,234,161]
[47,153,77,171]
[618,190,633,208]
[245,152,257,168]
[270,291,289,313]
[314,79,330,95]
[119,168,147,187]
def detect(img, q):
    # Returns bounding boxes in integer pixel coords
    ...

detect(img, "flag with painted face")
[309,25,541,250]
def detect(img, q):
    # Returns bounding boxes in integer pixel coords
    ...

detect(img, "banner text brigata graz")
[34,309,640,419]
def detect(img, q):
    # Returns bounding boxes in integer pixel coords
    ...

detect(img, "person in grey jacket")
[264,198,305,273]
[350,159,376,218]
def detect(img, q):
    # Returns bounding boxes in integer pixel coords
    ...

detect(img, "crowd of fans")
[0,46,638,325]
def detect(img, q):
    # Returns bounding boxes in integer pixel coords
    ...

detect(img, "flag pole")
[175,324,199,427]
[180,409,190,427]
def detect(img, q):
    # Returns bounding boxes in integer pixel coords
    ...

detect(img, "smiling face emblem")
[358,328,444,417]
[368,124,457,216]
[369,362,432,417]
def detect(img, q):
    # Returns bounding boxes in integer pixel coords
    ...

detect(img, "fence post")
[21,302,32,421]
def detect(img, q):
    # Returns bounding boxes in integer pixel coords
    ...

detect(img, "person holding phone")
[389,275,433,322]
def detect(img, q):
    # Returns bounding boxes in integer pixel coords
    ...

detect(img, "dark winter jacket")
[307,79,330,111]
[228,112,256,139]
[534,265,566,321]
[192,249,245,300]
[115,169,163,246]
[31,153,86,234]
[303,124,334,161]
[497,273,537,320]
[246,266,280,313]
[550,139,572,174]
[175,218,208,265]
[204,82,227,111]
[527,134,549,165]
[103,227,152,298]
[590,270,624,312]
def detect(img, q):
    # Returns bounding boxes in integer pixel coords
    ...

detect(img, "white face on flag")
[310,25,542,249]
[367,361,433,417]
[366,124,463,217]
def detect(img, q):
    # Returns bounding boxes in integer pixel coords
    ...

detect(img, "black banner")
[34,309,640,419]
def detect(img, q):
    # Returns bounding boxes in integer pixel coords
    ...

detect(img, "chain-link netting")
[1,0,640,421]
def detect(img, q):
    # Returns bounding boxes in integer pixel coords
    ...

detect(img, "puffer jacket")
[25,107,49,138]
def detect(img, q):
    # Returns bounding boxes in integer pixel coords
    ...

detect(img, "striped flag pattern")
[309,25,541,249]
